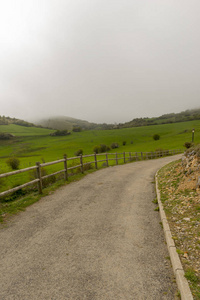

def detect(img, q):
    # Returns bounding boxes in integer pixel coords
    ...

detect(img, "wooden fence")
[0,149,183,198]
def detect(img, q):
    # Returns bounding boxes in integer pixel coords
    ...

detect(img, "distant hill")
[38,108,200,131]
[0,115,38,127]
[118,108,200,128]
[36,116,94,130]
[1,108,200,132]
[36,116,115,131]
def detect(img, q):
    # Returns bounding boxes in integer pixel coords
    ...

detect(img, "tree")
[153,134,160,141]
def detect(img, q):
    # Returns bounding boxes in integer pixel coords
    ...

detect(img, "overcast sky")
[1,0,200,124]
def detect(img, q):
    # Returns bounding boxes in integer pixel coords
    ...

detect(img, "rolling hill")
[1,108,200,131]
[36,108,200,130]
[36,116,97,131]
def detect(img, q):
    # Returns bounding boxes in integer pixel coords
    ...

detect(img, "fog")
[1,0,200,123]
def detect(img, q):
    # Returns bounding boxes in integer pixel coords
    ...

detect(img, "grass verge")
[0,168,96,224]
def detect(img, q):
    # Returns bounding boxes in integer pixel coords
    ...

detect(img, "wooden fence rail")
[0,149,183,198]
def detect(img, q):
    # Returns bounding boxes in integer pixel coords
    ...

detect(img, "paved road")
[0,155,182,300]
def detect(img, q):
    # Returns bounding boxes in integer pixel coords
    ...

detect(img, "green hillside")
[35,108,200,130]
[36,116,97,131]
[1,108,200,132]
[0,120,199,173]
[120,108,200,128]
[0,115,37,127]
[0,120,199,214]
[0,124,54,136]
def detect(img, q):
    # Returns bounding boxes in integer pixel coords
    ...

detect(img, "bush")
[72,126,82,132]
[1,185,27,202]
[111,142,119,149]
[0,133,14,140]
[93,145,100,154]
[93,144,110,153]
[153,134,160,141]
[75,149,83,156]
[6,157,20,170]
[184,142,193,149]
[99,144,110,153]
[99,144,107,153]
[29,167,56,188]
[68,159,80,174]
[83,162,93,171]
[50,130,71,136]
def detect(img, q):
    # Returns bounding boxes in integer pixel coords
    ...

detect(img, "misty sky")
[1,0,200,123]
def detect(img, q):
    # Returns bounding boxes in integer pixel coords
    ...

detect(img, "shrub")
[68,159,80,174]
[68,160,94,175]
[72,126,82,132]
[0,133,14,140]
[43,174,56,188]
[93,145,100,154]
[153,134,160,141]
[83,162,93,171]
[99,144,107,153]
[99,144,111,153]
[111,142,119,149]
[93,144,110,153]
[184,142,193,149]
[1,185,27,202]
[75,149,83,156]
[50,130,71,136]
[6,157,20,170]
[29,167,56,188]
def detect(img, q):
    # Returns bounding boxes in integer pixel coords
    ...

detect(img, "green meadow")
[0,120,200,195]
[0,120,200,170]
[0,120,200,220]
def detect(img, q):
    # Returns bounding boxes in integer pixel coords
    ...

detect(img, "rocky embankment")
[181,147,200,192]
[158,145,200,299]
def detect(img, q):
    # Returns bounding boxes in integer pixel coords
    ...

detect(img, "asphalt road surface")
[0,155,182,300]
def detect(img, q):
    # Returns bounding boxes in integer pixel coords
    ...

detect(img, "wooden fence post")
[36,162,42,194]
[141,152,143,160]
[80,155,83,173]
[64,154,68,181]
[116,153,118,165]
[129,152,132,161]
[123,152,126,164]
[106,153,109,167]
[135,152,138,161]
[94,153,98,169]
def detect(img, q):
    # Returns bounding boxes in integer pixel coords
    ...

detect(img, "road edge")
[155,170,193,300]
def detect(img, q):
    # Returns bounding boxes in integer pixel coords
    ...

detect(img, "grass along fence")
[0,149,183,198]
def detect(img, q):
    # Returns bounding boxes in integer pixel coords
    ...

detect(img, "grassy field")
[0,120,200,170]
[0,120,200,221]
[0,120,199,187]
